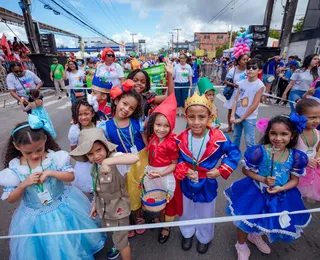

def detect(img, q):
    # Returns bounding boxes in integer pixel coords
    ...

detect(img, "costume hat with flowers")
[152,93,177,130]
[185,92,213,114]
[69,128,117,162]
[197,77,218,95]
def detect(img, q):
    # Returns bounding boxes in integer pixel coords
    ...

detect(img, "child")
[98,79,148,237]
[197,77,220,128]
[127,59,174,118]
[70,128,139,260]
[144,93,179,244]
[0,115,105,259]
[173,92,241,254]
[295,99,320,202]
[68,97,99,193]
[20,89,56,139]
[85,58,96,92]
[231,58,265,148]
[224,115,311,260]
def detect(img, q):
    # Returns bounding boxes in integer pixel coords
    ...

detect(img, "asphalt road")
[0,88,319,260]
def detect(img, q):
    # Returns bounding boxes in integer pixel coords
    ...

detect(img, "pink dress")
[297,130,320,201]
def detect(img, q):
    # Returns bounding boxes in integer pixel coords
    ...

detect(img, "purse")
[223,69,236,100]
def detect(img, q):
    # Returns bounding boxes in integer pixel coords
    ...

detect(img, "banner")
[1,34,11,56]
[195,49,204,56]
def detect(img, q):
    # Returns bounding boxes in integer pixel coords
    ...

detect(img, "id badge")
[37,189,53,206]
[130,145,138,155]
[306,149,314,157]
[193,171,199,184]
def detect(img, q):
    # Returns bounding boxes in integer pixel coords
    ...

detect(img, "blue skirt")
[9,187,106,260]
[224,177,311,243]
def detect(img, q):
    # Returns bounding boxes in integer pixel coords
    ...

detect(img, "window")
[315,39,320,55]
[204,35,210,39]
[217,35,224,40]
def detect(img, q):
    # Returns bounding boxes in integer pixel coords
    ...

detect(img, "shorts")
[262,74,275,85]
[104,216,129,250]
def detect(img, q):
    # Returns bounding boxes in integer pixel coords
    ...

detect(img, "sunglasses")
[14,70,24,73]
[107,54,115,58]
[246,65,258,70]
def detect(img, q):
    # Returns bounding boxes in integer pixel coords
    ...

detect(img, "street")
[0,88,319,260]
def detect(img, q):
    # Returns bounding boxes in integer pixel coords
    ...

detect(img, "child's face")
[154,114,170,139]
[132,72,147,94]
[246,64,260,79]
[268,122,293,150]
[303,106,320,129]
[185,105,212,138]
[87,142,107,164]
[115,95,138,119]
[92,89,107,103]
[205,90,215,102]
[78,104,95,127]
[14,138,46,162]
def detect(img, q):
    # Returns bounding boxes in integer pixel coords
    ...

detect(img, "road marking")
[44,96,67,107]
[57,102,71,110]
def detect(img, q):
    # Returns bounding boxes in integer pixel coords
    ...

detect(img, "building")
[194,32,229,52]
[172,41,193,52]
[286,0,320,59]
[82,37,137,52]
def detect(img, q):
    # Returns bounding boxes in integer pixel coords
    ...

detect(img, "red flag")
[1,34,11,56]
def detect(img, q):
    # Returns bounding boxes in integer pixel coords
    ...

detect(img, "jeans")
[233,114,256,148]
[288,89,306,112]
[175,82,190,107]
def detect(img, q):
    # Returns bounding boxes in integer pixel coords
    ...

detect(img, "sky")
[0,0,309,51]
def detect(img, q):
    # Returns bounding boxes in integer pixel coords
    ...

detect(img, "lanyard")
[26,158,44,192]
[91,163,99,192]
[302,130,316,149]
[114,118,135,153]
[190,129,208,171]
[266,144,286,177]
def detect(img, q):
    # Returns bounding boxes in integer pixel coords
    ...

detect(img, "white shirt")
[235,79,265,120]
[291,68,320,91]
[95,62,124,87]
[173,63,193,83]
[6,70,42,98]
[66,70,85,89]
[188,130,210,161]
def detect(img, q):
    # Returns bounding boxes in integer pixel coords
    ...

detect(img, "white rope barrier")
[0,207,319,240]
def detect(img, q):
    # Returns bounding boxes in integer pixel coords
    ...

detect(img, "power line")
[107,0,128,30]
[99,0,126,31]
[93,0,122,32]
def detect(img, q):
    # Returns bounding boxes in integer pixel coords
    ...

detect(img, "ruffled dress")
[224,145,311,243]
[297,131,320,201]
[0,150,105,260]
[144,133,179,199]
[68,124,93,193]
[31,103,56,139]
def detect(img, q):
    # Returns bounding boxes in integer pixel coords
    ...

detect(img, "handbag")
[223,68,236,100]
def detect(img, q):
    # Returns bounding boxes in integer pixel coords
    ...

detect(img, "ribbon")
[110,79,134,99]
[12,114,52,136]
[87,94,99,112]
[289,112,308,133]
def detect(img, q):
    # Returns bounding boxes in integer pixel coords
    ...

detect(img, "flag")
[1,34,11,56]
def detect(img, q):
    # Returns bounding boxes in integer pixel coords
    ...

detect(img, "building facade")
[194,32,229,52]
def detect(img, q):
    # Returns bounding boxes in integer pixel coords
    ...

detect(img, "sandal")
[135,217,146,235]
[158,227,170,244]
[223,128,232,133]
[128,230,135,238]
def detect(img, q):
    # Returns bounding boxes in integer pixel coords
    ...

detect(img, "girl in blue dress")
[20,89,56,139]
[0,115,105,260]
[224,114,311,260]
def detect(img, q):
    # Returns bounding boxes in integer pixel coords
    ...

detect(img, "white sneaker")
[247,233,271,254]
[235,243,251,260]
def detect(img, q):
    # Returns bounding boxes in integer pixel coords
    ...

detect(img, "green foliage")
[216,44,229,58]
[293,17,304,33]
[269,29,280,39]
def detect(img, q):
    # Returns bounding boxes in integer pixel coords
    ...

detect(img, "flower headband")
[110,79,134,99]
[87,94,99,112]
[256,113,307,134]
[12,114,52,136]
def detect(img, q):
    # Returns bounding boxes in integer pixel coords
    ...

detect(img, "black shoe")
[58,96,62,100]
[66,92,69,97]
[197,242,209,254]
[158,228,170,244]
[181,236,193,251]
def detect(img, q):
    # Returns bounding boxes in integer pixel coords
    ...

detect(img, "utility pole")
[169,32,174,55]
[174,29,181,54]
[279,0,298,54]
[19,0,40,53]
[131,33,137,53]
[229,0,235,49]
[263,0,275,29]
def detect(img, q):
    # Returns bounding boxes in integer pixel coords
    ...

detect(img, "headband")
[110,79,134,99]
[12,114,52,136]
[87,94,99,112]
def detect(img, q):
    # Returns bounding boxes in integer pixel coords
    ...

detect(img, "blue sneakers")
[107,246,120,260]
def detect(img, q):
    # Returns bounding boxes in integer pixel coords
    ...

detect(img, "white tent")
[74,51,90,59]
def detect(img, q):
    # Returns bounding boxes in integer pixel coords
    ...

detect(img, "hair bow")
[87,94,99,112]
[110,79,135,99]
[256,118,270,133]
[289,112,308,133]
[12,114,53,137]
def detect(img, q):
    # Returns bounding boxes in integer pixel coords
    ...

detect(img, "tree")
[293,17,304,33]
[269,29,280,39]
[216,44,229,58]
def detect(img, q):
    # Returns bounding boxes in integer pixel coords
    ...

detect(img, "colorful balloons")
[232,28,253,59]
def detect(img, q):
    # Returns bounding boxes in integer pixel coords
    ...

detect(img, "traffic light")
[249,25,269,48]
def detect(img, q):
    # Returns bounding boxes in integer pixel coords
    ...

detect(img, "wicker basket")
[141,189,168,212]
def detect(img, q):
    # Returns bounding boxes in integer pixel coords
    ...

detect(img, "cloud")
[70,0,85,8]
[139,10,149,19]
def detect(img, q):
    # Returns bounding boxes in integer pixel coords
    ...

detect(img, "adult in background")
[173,53,193,116]
[191,56,200,88]
[223,53,248,133]
[50,58,66,99]
[220,57,228,83]
[6,62,43,108]
[282,53,320,112]
[94,47,124,89]
[64,60,86,104]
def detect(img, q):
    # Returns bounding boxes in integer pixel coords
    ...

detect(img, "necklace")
[266,144,286,177]
[302,129,316,156]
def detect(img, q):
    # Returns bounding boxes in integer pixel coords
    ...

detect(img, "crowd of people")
[0,46,320,260]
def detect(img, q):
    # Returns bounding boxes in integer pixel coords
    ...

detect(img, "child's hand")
[147,171,161,179]
[23,172,42,187]
[267,186,284,194]
[89,203,98,218]
[101,161,111,173]
[308,158,318,168]
[39,170,51,183]
[164,58,173,75]
[230,116,235,124]
[265,176,276,187]
[187,169,196,181]
[207,168,220,179]
[305,88,316,97]
[234,118,242,124]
